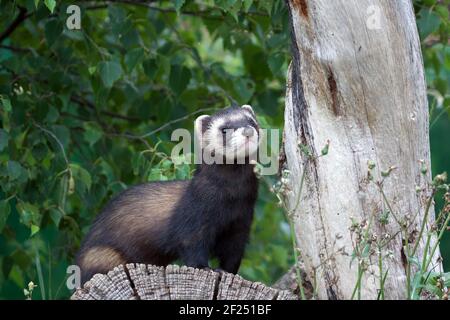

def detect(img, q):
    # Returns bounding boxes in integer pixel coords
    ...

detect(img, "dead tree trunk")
[284,0,442,299]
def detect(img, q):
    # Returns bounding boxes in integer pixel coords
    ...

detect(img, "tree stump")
[71,264,298,300]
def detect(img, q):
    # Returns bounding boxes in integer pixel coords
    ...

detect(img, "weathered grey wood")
[71,265,135,300]
[216,272,278,300]
[126,263,170,300]
[165,265,219,300]
[71,264,297,300]
[284,0,441,299]
[276,290,299,300]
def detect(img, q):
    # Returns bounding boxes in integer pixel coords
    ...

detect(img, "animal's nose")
[243,127,254,137]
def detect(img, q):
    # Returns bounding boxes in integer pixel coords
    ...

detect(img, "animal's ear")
[241,104,255,116]
[194,115,211,139]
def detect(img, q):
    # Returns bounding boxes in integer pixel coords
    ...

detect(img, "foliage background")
[0,0,448,299]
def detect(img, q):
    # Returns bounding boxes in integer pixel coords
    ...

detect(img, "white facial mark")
[219,126,259,161]
[194,115,211,145]
[241,105,257,123]
[202,111,259,163]
[203,117,224,146]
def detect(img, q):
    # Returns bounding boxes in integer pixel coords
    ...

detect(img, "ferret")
[75,105,260,285]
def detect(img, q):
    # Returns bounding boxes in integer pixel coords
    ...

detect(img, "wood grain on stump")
[71,264,297,300]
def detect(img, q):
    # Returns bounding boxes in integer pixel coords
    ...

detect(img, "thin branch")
[84,0,223,20]
[0,6,33,43]
[140,107,217,138]
[70,95,146,122]
[82,0,268,19]
[106,131,152,150]
[33,122,69,166]
[0,44,32,53]
[106,107,218,153]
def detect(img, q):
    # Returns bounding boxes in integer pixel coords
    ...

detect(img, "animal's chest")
[188,171,257,229]
[208,195,254,227]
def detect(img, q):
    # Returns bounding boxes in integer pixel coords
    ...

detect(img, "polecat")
[75,105,260,285]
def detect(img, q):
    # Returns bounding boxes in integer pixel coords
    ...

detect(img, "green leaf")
[259,0,272,15]
[0,129,9,151]
[243,0,253,12]
[267,34,286,50]
[51,125,70,148]
[83,122,103,146]
[7,160,25,181]
[148,167,168,181]
[233,78,255,103]
[435,5,449,21]
[418,9,440,40]
[99,159,115,183]
[267,53,284,76]
[9,265,24,289]
[44,18,63,47]
[169,65,191,95]
[70,164,92,191]
[16,202,39,227]
[143,58,158,80]
[45,106,59,123]
[0,200,11,233]
[175,163,190,180]
[255,114,270,128]
[49,208,62,227]
[422,0,437,6]
[30,224,40,237]
[44,0,56,13]
[216,0,241,21]
[161,159,173,170]
[34,0,40,8]
[125,48,144,72]
[174,0,186,14]
[0,96,12,112]
[131,153,142,175]
[98,61,123,88]
[271,245,288,267]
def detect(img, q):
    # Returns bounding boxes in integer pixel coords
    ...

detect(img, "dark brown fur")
[76,107,259,285]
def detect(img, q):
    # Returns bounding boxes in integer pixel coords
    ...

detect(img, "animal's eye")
[221,128,228,134]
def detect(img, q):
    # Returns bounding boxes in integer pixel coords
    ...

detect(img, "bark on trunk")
[284,0,442,299]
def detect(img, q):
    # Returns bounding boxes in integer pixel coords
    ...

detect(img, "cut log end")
[71,264,298,300]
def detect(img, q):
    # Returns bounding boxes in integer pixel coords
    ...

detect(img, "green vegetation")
[0,0,448,299]
[418,0,450,271]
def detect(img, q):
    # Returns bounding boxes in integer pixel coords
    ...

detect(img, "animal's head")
[195,105,260,163]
